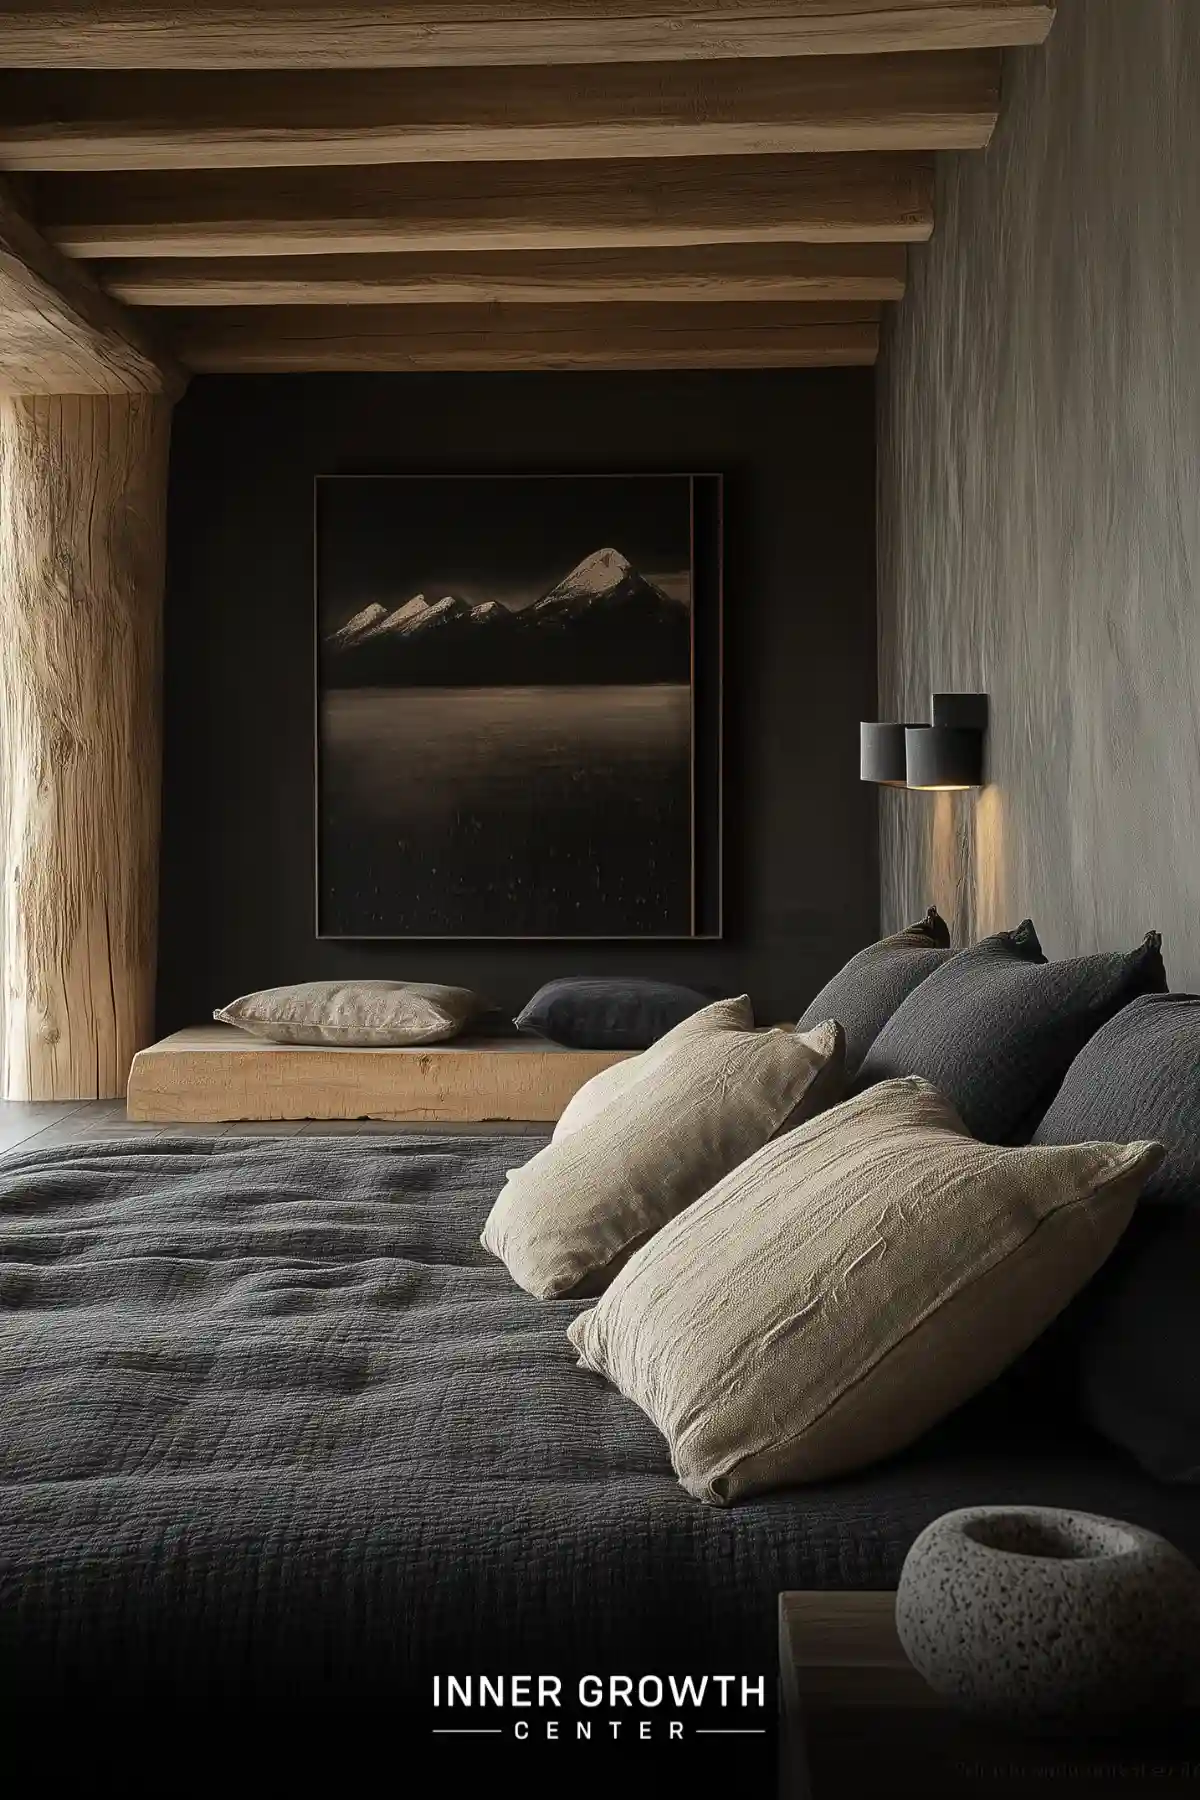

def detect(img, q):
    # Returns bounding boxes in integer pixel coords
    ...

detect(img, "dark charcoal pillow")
[513,978,712,1050]
[796,907,951,1075]
[855,921,1167,1145]
[1030,994,1200,1483]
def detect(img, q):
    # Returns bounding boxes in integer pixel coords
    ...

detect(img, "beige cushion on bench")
[214,979,480,1047]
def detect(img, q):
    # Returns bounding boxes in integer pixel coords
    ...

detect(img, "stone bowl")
[896,1505,1200,1734]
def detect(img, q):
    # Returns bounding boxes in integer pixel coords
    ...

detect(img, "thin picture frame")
[312,471,724,942]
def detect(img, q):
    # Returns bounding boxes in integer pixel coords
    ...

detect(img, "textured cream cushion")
[214,979,479,1046]
[482,1012,844,1300]
[569,1077,1163,1503]
[553,995,755,1142]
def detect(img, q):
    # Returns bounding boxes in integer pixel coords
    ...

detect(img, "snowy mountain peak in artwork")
[357,593,431,640]
[404,594,468,633]
[532,547,674,622]
[328,601,388,647]
[553,546,632,600]
[324,546,689,687]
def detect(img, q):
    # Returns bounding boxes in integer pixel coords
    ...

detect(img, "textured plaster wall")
[877,0,1200,987]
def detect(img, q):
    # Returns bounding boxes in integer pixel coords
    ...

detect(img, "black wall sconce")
[860,721,916,786]
[861,693,988,790]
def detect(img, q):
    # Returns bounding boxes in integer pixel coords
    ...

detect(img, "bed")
[2,1133,1197,1711]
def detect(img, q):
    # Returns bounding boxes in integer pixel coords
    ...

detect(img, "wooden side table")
[779,1590,1200,1798]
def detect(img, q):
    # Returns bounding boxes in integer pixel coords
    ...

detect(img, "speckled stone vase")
[896,1505,1200,1733]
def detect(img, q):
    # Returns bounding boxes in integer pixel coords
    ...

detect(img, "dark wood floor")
[0,1100,547,1158]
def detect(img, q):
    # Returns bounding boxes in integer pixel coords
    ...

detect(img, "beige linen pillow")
[568,1077,1162,1503]
[553,994,755,1142]
[482,1015,844,1299]
[214,979,479,1046]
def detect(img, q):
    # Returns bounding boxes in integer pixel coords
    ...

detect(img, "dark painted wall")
[160,370,877,1031]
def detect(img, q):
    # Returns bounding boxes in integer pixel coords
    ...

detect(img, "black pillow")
[796,907,951,1075]
[855,921,1167,1144]
[513,978,712,1050]
[1030,994,1200,1483]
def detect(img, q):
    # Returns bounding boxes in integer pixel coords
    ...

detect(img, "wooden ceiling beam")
[168,300,880,371]
[35,153,935,258]
[0,53,999,172]
[0,176,183,393]
[98,242,908,305]
[0,4,1056,69]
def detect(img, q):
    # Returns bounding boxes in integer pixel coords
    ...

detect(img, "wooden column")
[0,393,171,1099]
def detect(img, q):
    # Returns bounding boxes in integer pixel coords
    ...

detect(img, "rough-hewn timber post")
[0,393,171,1099]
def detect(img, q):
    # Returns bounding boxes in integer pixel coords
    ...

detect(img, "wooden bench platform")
[126,1025,633,1124]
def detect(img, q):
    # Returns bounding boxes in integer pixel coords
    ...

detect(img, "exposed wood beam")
[0,176,183,394]
[100,242,908,305]
[170,300,880,371]
[0,53,999,171]
[0,4,1057,69]
[36,154,935,259]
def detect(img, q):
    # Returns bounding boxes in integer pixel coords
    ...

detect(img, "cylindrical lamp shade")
[860,722,911,786]
[905,725,984,790]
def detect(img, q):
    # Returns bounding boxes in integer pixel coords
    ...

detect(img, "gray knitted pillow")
[797,908,951,1075]
[855,921,1167,1145]
[1031,994,1200,1482]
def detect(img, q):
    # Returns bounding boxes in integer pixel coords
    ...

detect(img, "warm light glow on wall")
[973,783,1008,939]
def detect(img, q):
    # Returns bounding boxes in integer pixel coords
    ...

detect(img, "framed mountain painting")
[315,472,722,939]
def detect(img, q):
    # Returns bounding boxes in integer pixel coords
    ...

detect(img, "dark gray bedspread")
[1,1134,1197,1703]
